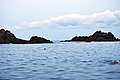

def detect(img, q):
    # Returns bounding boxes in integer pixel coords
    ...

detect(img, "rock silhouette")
[63,30,120,42]
[0,29,119,43]
[29,36,53,43]
[0,29,53,44]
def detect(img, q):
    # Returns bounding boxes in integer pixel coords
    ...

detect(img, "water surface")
[0,42,120,80]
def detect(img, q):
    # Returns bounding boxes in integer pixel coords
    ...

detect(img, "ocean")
[0,42,120,80]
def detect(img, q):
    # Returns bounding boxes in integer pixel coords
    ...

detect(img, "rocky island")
[0,29,53,44]
[0,29,119,44]
[61,30,120,42]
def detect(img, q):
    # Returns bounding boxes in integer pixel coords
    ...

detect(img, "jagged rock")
[0,29,53,44]
[69,30,120,42]
[29,36,53,43]
[0,29,28,44]
[88,31,117,41]
[0,29,5,43]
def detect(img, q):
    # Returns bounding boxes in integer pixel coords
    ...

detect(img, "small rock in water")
[44,48,46,50]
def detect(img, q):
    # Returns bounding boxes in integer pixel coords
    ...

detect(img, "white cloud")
[2,10,120,29]
[0,24,11,30]
[43,10,120,28]
[13,21,39,29]
[41,10,120,29]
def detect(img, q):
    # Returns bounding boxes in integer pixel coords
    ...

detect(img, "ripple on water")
[49,76,72,80]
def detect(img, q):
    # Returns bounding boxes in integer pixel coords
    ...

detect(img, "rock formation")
[29,36,53,43]
[63,30,120,42]
[0,29,53,44]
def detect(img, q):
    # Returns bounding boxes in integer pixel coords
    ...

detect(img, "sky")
[0,0,120,40]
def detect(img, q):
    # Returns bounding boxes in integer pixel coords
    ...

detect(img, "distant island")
[61,30,120,42]
[0,29,53,44]
[0,29,120,44]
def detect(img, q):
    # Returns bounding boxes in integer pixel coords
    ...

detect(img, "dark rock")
[71,36,89,41]
[89,31,117,41]
[64,30,120,42]
[0,29,53,44]
[29,36,53,44]
[0,29,28,44]
[60,40,71,42]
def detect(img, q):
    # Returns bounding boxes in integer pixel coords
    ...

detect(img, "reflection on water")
[0,42,120,80]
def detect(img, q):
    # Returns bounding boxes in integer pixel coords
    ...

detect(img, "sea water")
[0,42,120,80]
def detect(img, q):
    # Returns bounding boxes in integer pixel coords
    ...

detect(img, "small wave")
[49,77,71,80]
[105,71,120,74]
[57,69,65,72]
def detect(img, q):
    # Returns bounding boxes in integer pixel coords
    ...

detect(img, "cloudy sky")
[0,0,120,40]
